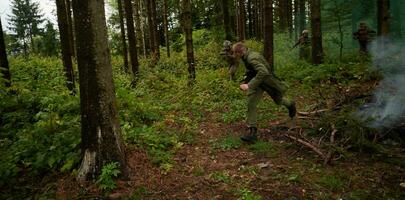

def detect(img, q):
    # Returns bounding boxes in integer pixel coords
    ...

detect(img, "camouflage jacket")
[242,50,287,93]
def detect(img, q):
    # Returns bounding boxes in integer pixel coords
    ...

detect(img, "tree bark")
[299,0,306,32]
[145,0,155,58]
[263,0,274,72]
[123,0,139,75]
[221,0,232,41]
[237,0,246,41]
[0,18,11,87]
[72,0,129,181]
[377,0,390,36]
[66,0,76,59]
[134,0,146,57]
[278,0,287,31]
[310,0,323,65]
[287,0,293,38]
[163,0,170,57]
[182,0,195,84]
[150,0,160,60]
[55,0,76,92]
[117,0,129,72]
[294,0,299,40]
[247,0,253,39]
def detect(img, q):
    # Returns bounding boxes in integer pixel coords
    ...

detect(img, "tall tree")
[145,0,155,59]
[287,0,293,37]
[221,0,232,41]
[182,0,195,84]
[41,20,58,57]
[55,0,75,92]
[163,0,170,57]
[124,0,139,75]
[133,0,146,57]
[247,0,253,38]
[298,0,306,32]
[150,0,160,60]
[117,0,129,72]
[237,0,246,41]
[263,0,274,72]
[66,0,76,59]
[377,0,390,36]
[0,19,11,87]
[310,0,323,64]
[8,0,44,55]
[72,0,129,181]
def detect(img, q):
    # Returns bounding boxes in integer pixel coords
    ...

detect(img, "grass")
[248,141,277,156]
[211,135,243,150]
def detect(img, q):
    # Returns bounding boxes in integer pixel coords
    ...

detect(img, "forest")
[0,0,404,199]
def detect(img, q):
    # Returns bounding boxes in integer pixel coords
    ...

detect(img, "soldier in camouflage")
[293,30,311,61]
[232,42,296,143]
[220,40,238,80]
[353,22,376,53]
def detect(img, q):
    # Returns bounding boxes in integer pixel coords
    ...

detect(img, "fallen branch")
[324,124,337,165]
[298,109,329,116]
[284,134,326,159]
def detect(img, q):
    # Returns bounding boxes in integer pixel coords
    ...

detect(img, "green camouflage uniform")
[220,41,238,80]
[293,35,311,61]
[242,49,292,127]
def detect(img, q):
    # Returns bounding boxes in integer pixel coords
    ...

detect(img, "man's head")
[232,42,247,59]
[302,29,309,37]
[223,40,232,51]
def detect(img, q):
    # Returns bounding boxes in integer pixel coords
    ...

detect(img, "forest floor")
[56,103,405,199]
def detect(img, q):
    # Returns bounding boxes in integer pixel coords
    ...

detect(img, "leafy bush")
[97,162,121,191]
[0,57,81,186]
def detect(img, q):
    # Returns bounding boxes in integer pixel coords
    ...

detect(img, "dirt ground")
[56,112,405,200]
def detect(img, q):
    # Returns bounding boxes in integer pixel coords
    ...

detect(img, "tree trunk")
[150,0,160,60]
[145,0,155,58]
[263,0,274,72]
[66,0,76,59]
[287,0,293,38]
[55,0,76,92]
[117,0,129,72]
[72,0,129,181]
[310,0,323,65]
[247,0,253,39]
[123,0,139,75]
[135,0,147,57]
[294,0,299,40]
[221,0,232,41]
[237,0,246,41]
[278,0,287,32]
[299,0,306,32]
[377,0,390,36]
[182,0,195,84]
[163,0,170,57]
[0,18,11,87]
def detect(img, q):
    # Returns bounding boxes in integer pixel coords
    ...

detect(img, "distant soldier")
[293,30,311,61]
[353,22,376,53]
[220,40,238,80]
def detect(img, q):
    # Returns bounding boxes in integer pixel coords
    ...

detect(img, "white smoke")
[356,38,405,130]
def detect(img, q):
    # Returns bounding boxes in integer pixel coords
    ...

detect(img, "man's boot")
[241,127,257,143]
[288,101,296,118]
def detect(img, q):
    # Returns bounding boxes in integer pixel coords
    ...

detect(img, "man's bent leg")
[247,88,264,127]
[241,88,263,143]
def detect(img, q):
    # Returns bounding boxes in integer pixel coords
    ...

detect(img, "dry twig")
[284,134,326,159]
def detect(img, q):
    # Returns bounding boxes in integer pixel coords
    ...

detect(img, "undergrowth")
[0,31,392,199]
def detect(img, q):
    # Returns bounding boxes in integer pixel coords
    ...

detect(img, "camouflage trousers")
[246,84,292,127]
